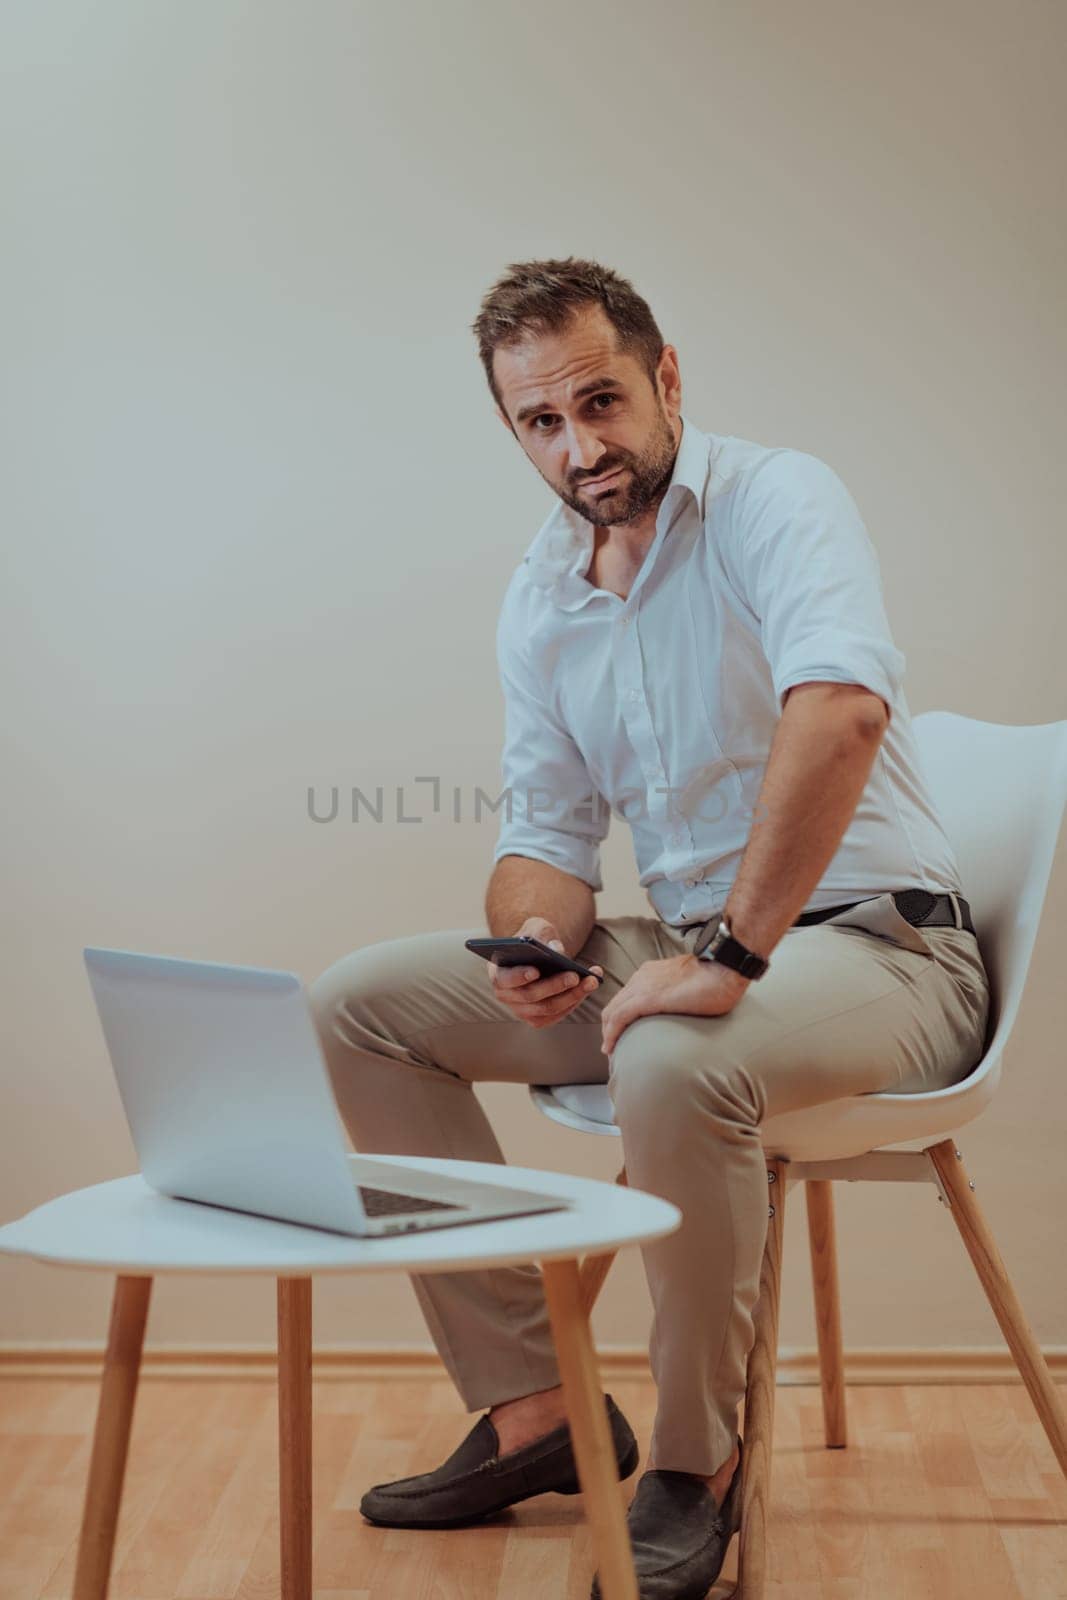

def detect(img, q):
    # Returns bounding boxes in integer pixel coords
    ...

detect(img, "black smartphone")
[464,935,603,985]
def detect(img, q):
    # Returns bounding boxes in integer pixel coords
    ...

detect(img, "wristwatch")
[692,912,770,981]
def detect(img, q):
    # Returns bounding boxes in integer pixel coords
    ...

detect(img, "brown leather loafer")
[359,1392,638,1529]
[591,1434,744,1600]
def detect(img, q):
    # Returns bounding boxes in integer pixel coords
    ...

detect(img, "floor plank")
[0,1374,1064,1599]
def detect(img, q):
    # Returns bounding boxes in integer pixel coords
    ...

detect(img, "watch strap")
[693,914,769,980]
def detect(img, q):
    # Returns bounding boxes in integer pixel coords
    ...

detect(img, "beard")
[554,408,679,526]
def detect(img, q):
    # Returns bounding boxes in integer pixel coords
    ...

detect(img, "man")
[309,257,991,1600]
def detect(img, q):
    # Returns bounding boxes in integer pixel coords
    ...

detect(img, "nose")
[568,426,612,480]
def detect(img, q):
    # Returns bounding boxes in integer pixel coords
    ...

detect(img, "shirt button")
[628,689,639,702]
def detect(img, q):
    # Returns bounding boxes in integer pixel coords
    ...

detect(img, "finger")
[603,987,659,1053]
[497,970,601,1022]
[518,970,586,1003]
[504,981,573,1012]
[602,1000,638,1055]
[513,985,594,1023]
[492,964,542,989]
[513,984,586,1015]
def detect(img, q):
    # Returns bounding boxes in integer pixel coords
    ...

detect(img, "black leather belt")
[792,889,975,936]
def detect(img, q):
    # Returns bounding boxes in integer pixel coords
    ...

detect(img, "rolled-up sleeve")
[730,450,905,719]
[492,609,610,890]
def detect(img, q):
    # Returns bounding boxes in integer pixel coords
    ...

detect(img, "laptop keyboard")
[357,1184,462,1217]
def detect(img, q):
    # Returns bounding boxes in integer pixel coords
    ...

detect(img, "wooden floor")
[2,1372,1065,1600]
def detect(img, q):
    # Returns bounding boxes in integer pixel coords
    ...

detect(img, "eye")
[531,394,618,431]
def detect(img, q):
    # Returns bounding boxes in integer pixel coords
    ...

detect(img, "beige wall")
[3,0,1064,1361]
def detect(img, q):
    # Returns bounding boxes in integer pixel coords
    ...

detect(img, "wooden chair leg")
[73,1274,152,1600]
[542,1256,638,1600]
[578,1166,628,1316]
[736,1157,788,1600]
[926,1137,1067,1479]
[580,1250,619,1317]
[277,1277,313,1600]
[805,1178,848,1448]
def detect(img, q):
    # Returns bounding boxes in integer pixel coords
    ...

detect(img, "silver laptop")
[83,947,571,1237]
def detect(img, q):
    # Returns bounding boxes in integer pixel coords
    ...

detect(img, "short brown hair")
[471,256,666,422]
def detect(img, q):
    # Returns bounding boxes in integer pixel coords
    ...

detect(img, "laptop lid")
[83,947,375,1235]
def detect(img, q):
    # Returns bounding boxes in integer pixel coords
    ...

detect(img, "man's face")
[493,305,681,527]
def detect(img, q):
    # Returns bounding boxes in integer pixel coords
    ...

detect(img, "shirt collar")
[521,412,713,609]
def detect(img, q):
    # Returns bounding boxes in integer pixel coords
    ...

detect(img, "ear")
[656,343,683,414]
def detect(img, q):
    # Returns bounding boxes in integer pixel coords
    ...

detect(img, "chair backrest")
[912,710,1067,1058]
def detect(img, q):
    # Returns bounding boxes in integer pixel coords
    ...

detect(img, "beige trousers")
[307,896,991,1476]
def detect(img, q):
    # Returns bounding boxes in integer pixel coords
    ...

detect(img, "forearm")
[485,855,597,955]
[723,683,889,962]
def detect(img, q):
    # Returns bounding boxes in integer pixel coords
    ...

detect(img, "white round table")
[0,1153,680,1600]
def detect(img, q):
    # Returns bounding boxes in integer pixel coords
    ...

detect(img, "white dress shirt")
[492,413,963,928]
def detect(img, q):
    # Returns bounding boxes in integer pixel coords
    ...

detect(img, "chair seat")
[531,1046,1001,1162]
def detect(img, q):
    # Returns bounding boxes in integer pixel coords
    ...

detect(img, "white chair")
[529,711,1067,1600]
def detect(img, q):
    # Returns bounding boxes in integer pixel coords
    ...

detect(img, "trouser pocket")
[819,891,935,956]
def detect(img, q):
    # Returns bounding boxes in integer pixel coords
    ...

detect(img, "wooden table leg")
[541,1256,638,1600]
[73,1274,152,1600]
[277,1276,313,1600]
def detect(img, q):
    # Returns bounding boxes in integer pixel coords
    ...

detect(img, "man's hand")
[487,916,604,1030]
[600,953,749,1056]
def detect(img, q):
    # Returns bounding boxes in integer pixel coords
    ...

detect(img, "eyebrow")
[514,377,625,426]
